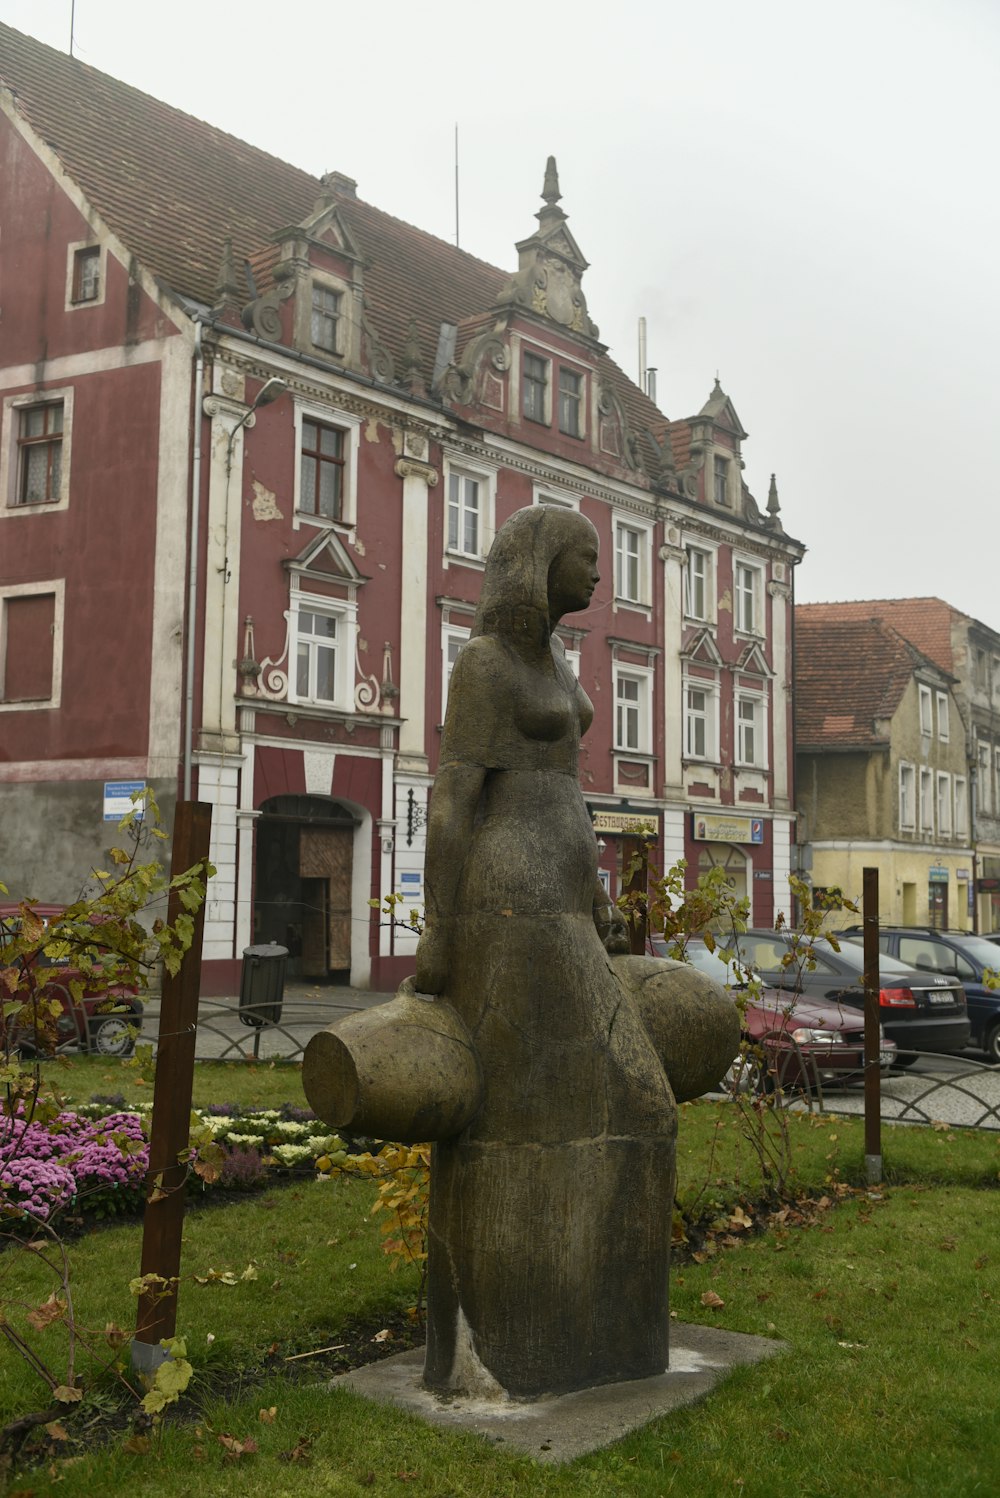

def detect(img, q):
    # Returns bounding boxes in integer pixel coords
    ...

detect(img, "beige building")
[795,610,972,929]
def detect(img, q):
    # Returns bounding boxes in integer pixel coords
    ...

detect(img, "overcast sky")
[5,0,999,628]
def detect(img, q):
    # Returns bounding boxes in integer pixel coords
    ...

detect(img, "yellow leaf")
[53,1385,83,1403]
[700,1290,725,1309]
[258,1407,277,1423]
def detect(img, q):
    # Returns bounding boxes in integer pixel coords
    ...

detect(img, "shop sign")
[693,813,764,845]
[956,869,971,881]
[928,866,949,882]
[592,811,659,837]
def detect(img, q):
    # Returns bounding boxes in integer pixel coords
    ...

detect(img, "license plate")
[927,993,955,1005]
[879,1050,894,1064]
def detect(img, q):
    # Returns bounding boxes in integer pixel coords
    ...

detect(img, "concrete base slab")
[332,1323,785,1464]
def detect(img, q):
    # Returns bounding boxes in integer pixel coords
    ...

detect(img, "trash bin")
[239,944,288,1027]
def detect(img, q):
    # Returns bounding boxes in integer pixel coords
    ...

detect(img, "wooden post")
[132,801,212,1372]
[862,866,883,1185]
[621,835,649,956]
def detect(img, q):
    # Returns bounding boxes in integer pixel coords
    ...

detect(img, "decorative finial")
[213,236,242,308]
[401,318,425,397]
[542,156,561,206]
[765,474,783,531]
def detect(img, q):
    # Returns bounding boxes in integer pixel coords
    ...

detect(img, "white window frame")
[919,767,934,833]
[442,453,496,566]
[713,454,731,507]
[557,364,585,439]
[0,579,65,712]
[613,512,653,609]
[684,545,714,622]
[65,240,107,311]
[1,388,74,517]
[287,589,357,711]
[936,691,949,742]
[441,622,471,723]
[918,684,933,736]
[954,776,968,839]
[292,400,361,531]
[937,772,952,836]
[532,483,579,511]
[978,742,993,815]
[735,690,768,769]
[683,674,719,762]
[613,664,653,755]
[899,761,916,831]
[732,556,765,638]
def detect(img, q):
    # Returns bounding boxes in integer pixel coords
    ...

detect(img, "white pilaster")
[201,388,253,750]
[395,447,437,769]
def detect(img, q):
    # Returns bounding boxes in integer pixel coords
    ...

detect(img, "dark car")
[687,928,970,1062]
[651,936,896,1093]
[0,902,144,1057]
[839,926,1000,1064]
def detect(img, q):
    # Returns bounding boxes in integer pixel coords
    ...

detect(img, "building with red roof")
[0,23,805,989]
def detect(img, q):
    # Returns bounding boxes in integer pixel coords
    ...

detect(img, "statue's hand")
[603,905,631,955]
[415,925,449,995]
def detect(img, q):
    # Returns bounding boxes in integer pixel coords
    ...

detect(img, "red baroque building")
[0,24,805,991]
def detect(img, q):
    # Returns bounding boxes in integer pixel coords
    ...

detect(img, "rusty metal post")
[862,866,883,1185]
[131,801,212,1373]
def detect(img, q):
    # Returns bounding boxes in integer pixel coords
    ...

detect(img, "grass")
[4,1080,1000,1496]
[35,1055,307,1113]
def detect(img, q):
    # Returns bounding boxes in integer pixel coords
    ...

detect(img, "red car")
[0,903,144,1058]
[651,936,896,1094]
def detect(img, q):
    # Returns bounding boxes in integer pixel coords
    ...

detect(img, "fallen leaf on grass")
[770,1427,791,1442]
[218,1434,258,1460]
[122,1435,151,1456]
[259,1407,277,1424]
[372,1328,393,1343]
[700,1291,725,1309]
[53,1386,82,1404]
[27,1294,67,1332]
[44,1423,69,1442]
[279,1437,313,1465]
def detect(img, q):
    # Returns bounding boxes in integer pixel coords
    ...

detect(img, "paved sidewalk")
[140,980,395,1061]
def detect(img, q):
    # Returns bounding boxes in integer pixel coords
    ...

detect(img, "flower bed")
[0,1099,346,1229]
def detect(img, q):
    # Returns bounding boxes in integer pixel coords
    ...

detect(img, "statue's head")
[472,506,600,645]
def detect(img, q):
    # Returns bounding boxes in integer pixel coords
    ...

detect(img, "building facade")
[798,599,1000,931]
[795,610,974,929]
[0,24,804,991]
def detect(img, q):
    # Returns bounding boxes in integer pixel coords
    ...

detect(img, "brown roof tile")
[794,613,930,749]
[797,598,960,674]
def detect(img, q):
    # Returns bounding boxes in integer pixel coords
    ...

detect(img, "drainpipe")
[183,319,205,800]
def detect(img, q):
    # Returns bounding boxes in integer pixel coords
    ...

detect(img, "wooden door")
[300,826,353,972]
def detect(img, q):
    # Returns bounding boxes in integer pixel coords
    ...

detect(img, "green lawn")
[4,1076,1000,1496]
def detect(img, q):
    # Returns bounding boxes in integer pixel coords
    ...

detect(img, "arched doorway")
[696,843,748,906]
[255,796,358,982]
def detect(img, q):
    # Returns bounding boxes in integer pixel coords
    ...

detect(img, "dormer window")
[713,455,730,506]
[558,367,584,437]
[523,352,549,423]
[311,284,342,355]
[72,246,100,303]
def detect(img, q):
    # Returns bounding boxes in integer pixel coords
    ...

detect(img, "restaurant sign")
[592,811,659,837]
[693,813,764,845]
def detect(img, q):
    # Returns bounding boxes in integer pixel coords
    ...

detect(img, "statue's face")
[548,530,600,619]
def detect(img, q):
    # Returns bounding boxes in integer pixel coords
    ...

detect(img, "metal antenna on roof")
[454,123,460,249]
[69,0,76,57]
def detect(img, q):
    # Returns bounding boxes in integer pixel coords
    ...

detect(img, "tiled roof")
[797,598,960,675]
[794,613,929,748]
[0,21,672,460]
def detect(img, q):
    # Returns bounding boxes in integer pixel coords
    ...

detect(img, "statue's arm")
[415,762,487,994]
[593,879,630,953]
[414,638,506,995]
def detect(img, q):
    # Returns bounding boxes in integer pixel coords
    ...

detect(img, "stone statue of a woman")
[415,505,678,1398]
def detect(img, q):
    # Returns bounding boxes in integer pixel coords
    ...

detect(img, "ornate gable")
[494,158,602,344]
[682,627,725,667]
[735,641,772,678]
[285,530,367,595]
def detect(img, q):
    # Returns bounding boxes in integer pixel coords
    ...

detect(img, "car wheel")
[726,1047,774,1096]
[985,1024,1000,1066]
[88,1014,137,1058]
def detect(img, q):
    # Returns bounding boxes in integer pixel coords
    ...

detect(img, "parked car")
[650,936,897,1093]
[671,928,970,1063]
[838,926,1000,1064]
[0,902,143,1057]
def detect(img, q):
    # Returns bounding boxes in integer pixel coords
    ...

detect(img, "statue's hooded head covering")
[471,506,599,649]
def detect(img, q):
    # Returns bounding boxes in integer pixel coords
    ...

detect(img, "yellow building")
[795,609,972,929]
